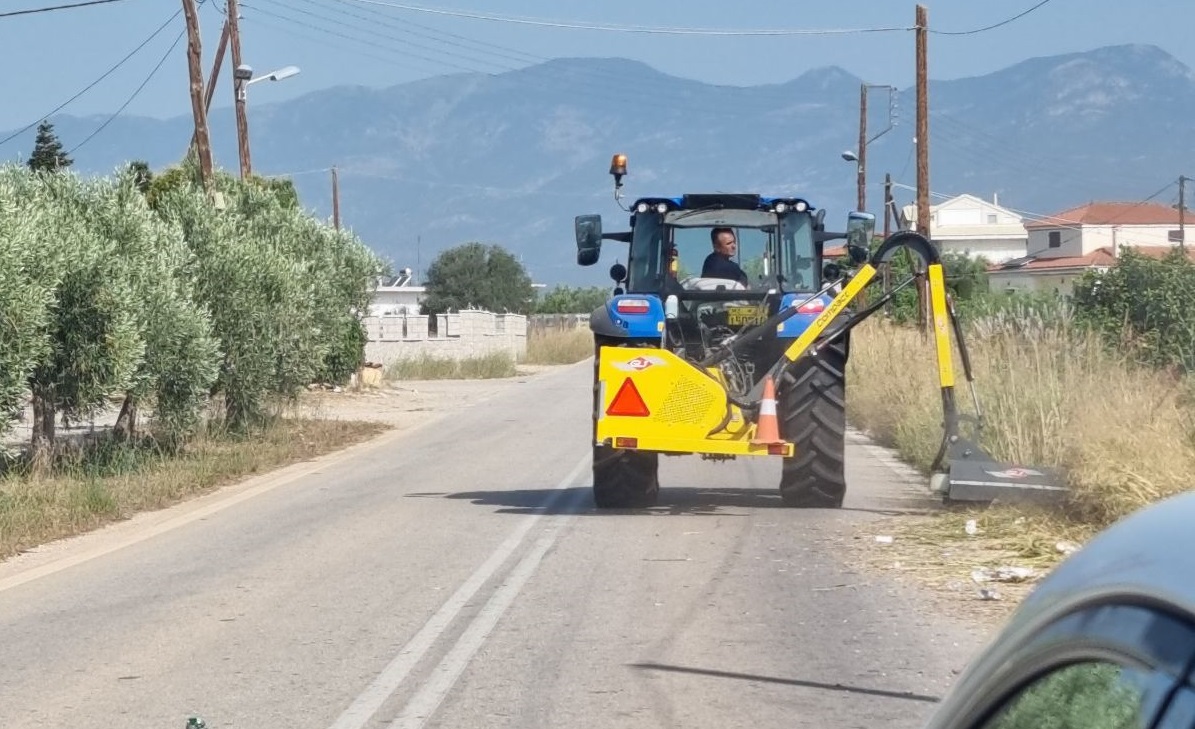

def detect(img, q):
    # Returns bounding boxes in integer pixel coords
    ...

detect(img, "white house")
[987,201,1192,293]
[900,193,1029,264]
[369,268,425,316]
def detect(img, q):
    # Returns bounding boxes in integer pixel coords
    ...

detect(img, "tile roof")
[988,244,1195,273]
[1024,202,1184,230]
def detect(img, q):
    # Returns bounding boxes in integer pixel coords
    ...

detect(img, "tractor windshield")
[624,208,817,293]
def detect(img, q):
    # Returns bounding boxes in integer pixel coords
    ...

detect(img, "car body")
[923,490,1195,729]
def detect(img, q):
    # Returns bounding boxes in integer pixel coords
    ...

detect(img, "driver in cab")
[701,227,749,286]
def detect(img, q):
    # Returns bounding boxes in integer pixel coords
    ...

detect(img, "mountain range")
[2,42,1193,286]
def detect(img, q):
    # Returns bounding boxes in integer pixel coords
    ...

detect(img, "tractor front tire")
[777,338,848,508]
[592,445,659,509]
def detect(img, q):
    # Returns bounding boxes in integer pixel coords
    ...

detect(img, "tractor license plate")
[727,306,767,326]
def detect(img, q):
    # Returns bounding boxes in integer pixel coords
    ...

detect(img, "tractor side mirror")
[845,211,875,265]
[575,214,602,266]
[609,262,627,285]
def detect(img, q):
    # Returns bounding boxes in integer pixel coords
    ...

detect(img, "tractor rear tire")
[592,445,659,509]
[591,337,660,509]
[777,338,848,508]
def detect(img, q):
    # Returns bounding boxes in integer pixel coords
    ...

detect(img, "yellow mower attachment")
[595,346,794,458]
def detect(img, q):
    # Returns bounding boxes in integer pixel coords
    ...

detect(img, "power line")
[0,9,181,148]
[68,26,187,155]
[0,0,131,18]
[929,0,1056,36]
[343,0,913,36]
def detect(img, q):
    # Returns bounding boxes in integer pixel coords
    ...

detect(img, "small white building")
[901,193,1028,264]
[369,268,425,316]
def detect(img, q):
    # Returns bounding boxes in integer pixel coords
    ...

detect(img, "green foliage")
[985,661,1144,729]
[317,316,370,386]
[534,285,610,314]
[0,170,59,442]
[1071,248,1195,371]
[126,160,152,194]
[844,247,993,324]
[422,242,535,316]
[0,158,384,454]
[26,121,72,172]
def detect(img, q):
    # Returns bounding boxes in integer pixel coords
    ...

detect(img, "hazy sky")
[0,0,1192,134]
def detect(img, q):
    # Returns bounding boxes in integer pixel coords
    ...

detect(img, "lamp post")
[233,64,300,178]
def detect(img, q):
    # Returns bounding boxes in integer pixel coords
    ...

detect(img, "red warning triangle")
[606,377,650,417]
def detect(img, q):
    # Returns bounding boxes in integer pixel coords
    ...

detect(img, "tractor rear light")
[767,444,788,455]
[795,298,825,314]
[616,299,652,314]
[615,437,639,449]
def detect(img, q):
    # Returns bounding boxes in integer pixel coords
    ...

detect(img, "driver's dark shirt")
[701,252,749,285]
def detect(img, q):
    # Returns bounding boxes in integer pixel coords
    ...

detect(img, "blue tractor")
[575,154,1066,511]
[574,154,877,509]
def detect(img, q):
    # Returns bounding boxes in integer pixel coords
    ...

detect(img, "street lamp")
[233,63,301,178]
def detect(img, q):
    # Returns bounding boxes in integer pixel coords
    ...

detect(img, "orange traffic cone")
[752,374,784,446]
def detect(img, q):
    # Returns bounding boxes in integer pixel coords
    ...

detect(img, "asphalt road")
[0,361,990,729]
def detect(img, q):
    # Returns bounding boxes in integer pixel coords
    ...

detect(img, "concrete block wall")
[362,309,528,367]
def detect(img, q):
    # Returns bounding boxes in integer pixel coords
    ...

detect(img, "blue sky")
[0,0,1192,133]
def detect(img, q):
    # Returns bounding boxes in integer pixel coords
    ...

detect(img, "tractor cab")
[574,155,873,393]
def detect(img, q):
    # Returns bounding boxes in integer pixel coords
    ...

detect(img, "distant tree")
[27,121,73,172]
[422,242,535,316]
[535,285,610,314]
[248,173,300,209]
[127,160,153,194]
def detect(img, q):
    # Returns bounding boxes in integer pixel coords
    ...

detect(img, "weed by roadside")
[522,328,592,365]
[385,351,517,380]
[843,313,1195,603]
[0,417,386,561]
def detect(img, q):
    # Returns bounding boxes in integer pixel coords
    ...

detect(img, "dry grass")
[844,316,1195,580]
[847,318,1195,522]
[522,327,593,365]
[0,418,387,561]
[385,351,517,380]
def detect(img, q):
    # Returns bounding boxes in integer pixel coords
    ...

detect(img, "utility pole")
[857,83,868,212]
[332,166,341,229]
[181,0,213,190]
[228,0,251,178]
[914,3,930,332]
[1180,175,1187,254]
[188,18,229,155]
[883,172,893,315]
[884,173,893,237]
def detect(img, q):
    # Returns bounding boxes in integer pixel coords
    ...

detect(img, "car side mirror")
[845,211,875,265]
[576,214,602,266]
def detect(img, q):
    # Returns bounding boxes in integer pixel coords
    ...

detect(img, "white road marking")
[328,452,590,729]
[387,506,580,728]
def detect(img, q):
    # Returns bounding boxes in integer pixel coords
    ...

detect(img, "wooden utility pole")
[915,3,930,331]
[228,0,252,178]
[882,172,893,315]
[857,83,868,212]
[188,18,229,154]
[181,0,213,190]
[883,173,893,236]
[1180,175,1187,254]
[332,166,341,229]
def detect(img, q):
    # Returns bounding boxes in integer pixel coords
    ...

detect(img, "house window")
[987,214,998,224]
[1048,231,1061,248]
